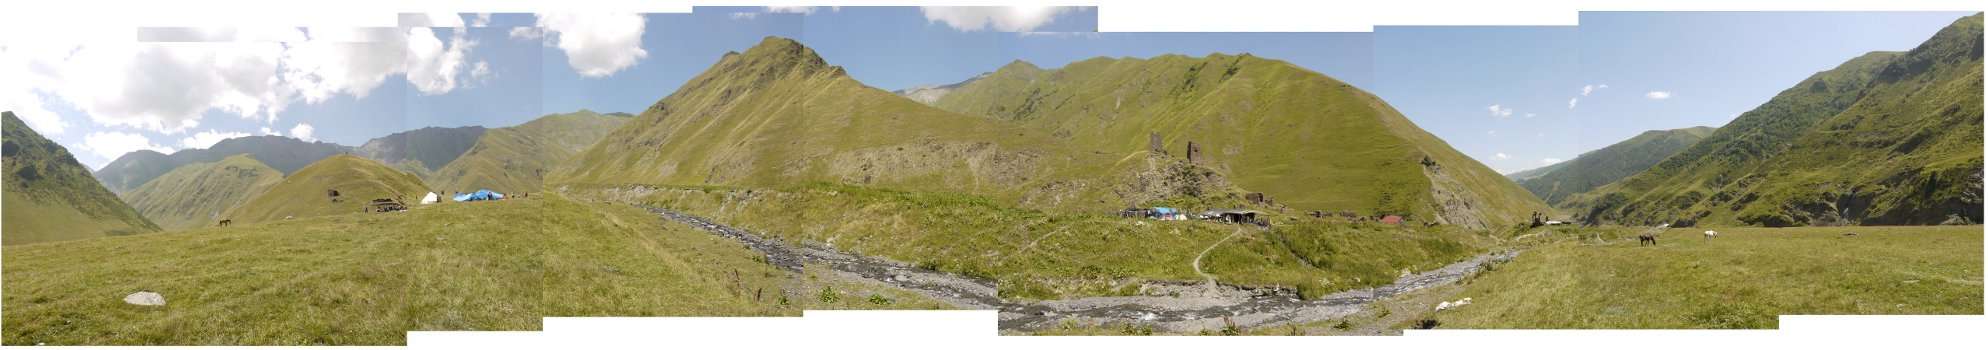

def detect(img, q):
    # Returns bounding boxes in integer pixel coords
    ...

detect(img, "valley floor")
[4,186,1981,343]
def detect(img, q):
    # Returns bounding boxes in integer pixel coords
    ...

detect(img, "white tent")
[420,192,439,204]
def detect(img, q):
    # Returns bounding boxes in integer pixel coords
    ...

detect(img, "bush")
[817,286,840,304]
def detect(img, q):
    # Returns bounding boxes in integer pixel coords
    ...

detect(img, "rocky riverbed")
[641,205,1517,334]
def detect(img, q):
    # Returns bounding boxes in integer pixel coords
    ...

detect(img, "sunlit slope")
[430,110,629,193]
[554,37,1119,209]
[2,111,160,244]
[120,154,283,230]
[933,55,1549,228]
[1571,14,1984,227]
[226,154,431,224]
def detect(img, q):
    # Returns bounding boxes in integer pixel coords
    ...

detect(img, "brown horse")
[1638,232,1658,246]
[217,219,232,227]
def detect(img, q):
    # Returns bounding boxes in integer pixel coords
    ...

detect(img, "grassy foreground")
[1438,225,1983,329]
[2,194,940,345]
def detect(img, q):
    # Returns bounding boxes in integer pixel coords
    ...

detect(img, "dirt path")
[1191,227,1245,287]
[640,204,1516,334]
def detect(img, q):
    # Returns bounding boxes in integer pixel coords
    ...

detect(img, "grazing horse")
[217,219,232,227]
[1703,230,1719,241]
[1638,232,1658,246]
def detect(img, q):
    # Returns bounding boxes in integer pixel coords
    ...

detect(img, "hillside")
[1511,126,1716,206]
[2,111,160,245]
[1570,13,1984,227]
[354,125,486,174]
[892,72,987,104]
[429,110,630,193]
[224,154,431,224]
[931,55,1550,228]
[94,135,349,193]
[552,37,1124,209]
[119,154,284,230]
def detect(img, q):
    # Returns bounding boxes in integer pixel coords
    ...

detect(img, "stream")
[641,205,1517,333]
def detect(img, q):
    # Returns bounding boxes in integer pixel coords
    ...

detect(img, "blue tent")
[453,189,506,202]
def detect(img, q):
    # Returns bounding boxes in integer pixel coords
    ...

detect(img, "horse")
[217,219,232,227]
[1638,232,1658,246]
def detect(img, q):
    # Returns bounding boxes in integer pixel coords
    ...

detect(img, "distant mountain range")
[119,154,284,230]
[3,111,159,244]
[94,135,349,194]
[1568,13,1983,227]
[1508,126,1716,206]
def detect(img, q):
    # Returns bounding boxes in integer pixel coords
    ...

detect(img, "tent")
[453,189,506,202]
[419,192,439,204]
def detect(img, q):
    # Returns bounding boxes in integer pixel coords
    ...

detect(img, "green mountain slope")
[430,110,630,193]
[552,37,1120,208]
[226,154,431,224]
[1571,13,1984,227]
[931,55,1550,228]
[94,136,349,194]
[354,126,486,182]
[1512,126,1716,206]
[119,154,284,230]
[3,111,160,245]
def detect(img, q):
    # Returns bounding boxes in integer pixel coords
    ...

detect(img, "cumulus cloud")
[1540,158,1563,165]
[1645,91,1672,100]
[1487,104,1514,118]
[258,126,281,136]
[729,12,759,20]
[178,129,249,149]
[289,123,315,142]
[8,40,291,133]
[1494,152,1511,160]
[83,131,173,162]
[533,13,649,78]
[920,6,1076,32]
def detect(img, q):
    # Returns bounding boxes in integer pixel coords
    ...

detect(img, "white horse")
[1703,230,1719,241]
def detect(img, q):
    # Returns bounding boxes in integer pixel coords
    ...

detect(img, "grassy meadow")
[1,193,944,345]
[1437,225,1983,329]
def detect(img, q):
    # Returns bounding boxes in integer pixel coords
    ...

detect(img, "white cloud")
[1540,158,1563,165]
[401,27,480,95]
[920,6,1075,32]
[1486,104,1514,118]
[508,27,542,40]
[471,13,493,27]
[258,126,280,136]
[83,131,173,162]
[1,90,66,135]
[729,12,759,20]
[178,129,249,149]
[1645,91,1672,100]
[289,123,315,142]
[1567,97,1578,109]
[9,40,291,133]
[1495,152,1511,160]
[766,6,825,15]
[1581,84,1608,96]
[1524,112,1535,119]
[533,13,649,78]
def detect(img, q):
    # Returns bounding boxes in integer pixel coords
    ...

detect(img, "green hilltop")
[429,110,630,193]
[3,111,161,245]
[225,154,431,224]
[1570,13,1984,227]
[1510,126,1716,206]
[552,37,1125,209]
[930,53,1550,228]
[119,154,284,230]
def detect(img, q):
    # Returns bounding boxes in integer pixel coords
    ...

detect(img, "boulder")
[123,291,166,306]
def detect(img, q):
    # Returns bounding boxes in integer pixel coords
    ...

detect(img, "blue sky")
[1375,11,1974,174]
[7,9,1973,174]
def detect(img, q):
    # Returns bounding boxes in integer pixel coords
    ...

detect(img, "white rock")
[123,291,166,306]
